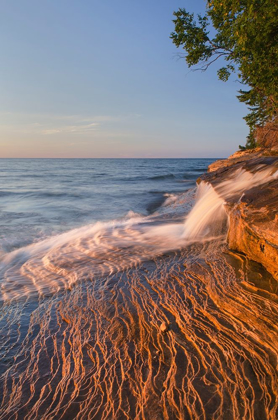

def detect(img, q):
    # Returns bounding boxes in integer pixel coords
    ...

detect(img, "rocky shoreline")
[200,149,278,280]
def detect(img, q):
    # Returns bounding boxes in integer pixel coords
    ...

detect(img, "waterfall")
[183,182,226,240]
[183,165,278,241]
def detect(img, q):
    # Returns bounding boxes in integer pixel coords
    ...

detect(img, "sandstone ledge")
[226,180,278,280]
[208,148,278,173]
[202,154,278,280]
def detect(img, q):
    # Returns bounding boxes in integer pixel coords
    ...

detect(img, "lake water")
[0,158,215,255]
[1,157,278,420]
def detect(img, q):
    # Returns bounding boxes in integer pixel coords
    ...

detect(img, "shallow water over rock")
[0,241,278,419]
[0,158,277,419]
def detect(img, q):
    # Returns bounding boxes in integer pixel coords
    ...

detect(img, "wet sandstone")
[200,151,278,280]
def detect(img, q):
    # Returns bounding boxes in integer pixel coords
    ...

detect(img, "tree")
[170,0,278,148]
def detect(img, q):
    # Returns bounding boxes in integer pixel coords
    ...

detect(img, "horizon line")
[0,156,226,160]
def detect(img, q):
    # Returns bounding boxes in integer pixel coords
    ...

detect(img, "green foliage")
[171,1,278,148]
[239,131,256,150]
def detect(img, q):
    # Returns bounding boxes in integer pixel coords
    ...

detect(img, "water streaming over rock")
[183,165,278,241]
[0,159,277,419]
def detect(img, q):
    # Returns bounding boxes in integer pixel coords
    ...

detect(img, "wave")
[1,163,276,303]
[117,173,200,182]
[147,174,176,180]
[0,190,83,199]
[0,214,186,302]
[148,172,204,181]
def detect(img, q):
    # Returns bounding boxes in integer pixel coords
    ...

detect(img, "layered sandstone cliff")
[201,152,278,280]
[227,179,278,280]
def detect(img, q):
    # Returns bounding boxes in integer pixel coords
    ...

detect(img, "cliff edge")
[201,150,278,280]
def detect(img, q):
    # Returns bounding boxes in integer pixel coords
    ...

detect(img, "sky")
[0,0,249,158]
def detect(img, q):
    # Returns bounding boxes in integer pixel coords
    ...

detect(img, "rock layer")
[208,148,278,173]
[227,179,278,280]
[202,153,278,280]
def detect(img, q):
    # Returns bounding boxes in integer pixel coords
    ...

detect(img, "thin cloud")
[41,122,99,135]
[0,111,141,124]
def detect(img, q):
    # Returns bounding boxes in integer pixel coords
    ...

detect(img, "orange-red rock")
[202,155,278,280]
[226,180,278,280]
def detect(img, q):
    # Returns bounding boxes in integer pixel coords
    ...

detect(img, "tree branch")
[192,53,231,72]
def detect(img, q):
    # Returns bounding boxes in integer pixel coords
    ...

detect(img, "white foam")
[1,164,276,302]
[183,165,277,241]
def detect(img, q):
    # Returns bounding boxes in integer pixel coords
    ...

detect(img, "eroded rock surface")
[227,179,278,280]
[208,148,278,173]
[202,155,278,279]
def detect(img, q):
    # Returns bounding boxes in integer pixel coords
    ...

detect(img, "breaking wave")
[0,164,277,303]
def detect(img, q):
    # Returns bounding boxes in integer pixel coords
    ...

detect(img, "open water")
[0,158,214,255]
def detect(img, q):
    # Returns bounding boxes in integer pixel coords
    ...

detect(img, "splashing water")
[0,165,277,303]
[183,182,226,239]
[183,165,278,240]
[0,161,278,419]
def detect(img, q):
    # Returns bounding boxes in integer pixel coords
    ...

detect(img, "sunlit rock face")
[202,156,278,279]
[207,148,278,173]
[227,179,278,280]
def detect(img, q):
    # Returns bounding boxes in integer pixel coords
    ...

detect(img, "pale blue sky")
[0,0,248,158]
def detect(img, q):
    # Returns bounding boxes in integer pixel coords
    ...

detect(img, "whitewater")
[0,158,277,420]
